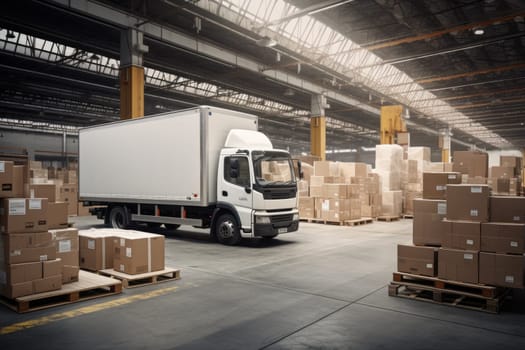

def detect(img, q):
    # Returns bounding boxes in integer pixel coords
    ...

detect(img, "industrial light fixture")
[473,27,485,35]
[255,36,277,48]
[6,31,15,39]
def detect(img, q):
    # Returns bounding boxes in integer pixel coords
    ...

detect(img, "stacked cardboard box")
[375,145,403,216]
[79,229,165,275]
[25,183,69,229]
[50,228,79,284]
[0,198,63,298]
[487,155,522,196]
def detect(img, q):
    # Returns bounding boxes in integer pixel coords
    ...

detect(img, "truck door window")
[224,157,250,187]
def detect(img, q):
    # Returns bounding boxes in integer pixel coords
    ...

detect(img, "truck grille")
[271,214,293,224]
[259,186,297,200]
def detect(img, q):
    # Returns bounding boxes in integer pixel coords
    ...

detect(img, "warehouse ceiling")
[0,0,524,153]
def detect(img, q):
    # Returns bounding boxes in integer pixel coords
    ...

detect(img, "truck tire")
[164,224,181,231]
[215,213,242,246]
[108,206,129,229]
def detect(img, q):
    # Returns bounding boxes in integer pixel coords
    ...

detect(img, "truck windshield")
[252,151,295,187]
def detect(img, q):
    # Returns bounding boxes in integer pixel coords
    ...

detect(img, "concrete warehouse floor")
[1,217,524,349]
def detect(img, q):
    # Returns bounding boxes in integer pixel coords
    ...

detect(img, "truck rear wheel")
[108,206,129,229]
[215,213,241,246]
[164,224,181,231]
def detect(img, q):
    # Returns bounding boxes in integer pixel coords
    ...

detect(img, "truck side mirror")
[297,160,304,180]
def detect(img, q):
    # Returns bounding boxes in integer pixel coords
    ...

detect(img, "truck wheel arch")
[211,203,241,238]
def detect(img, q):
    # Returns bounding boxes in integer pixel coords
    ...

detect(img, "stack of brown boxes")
[0,198,63,298]
[375,145,403,217]
[25,183,69,230]
[49,228,79,284]
[453,151,488,184]
[79,229,165,275]
[488,156,522,196]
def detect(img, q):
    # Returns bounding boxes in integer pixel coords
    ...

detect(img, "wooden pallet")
[98,267,181,288]
[344,217,374,226]
[0,270,122,313]
[300,218,345,226]
[401,214,414,219]
[377,215,400,222]
[389,272,509,313]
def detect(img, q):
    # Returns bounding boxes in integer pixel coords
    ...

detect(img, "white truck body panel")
[79,106,258,206]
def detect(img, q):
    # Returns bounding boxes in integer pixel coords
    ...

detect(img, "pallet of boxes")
[79,228,180,288]
[390,151,525,313]
[298,160,379,226]
[0,160,121,313]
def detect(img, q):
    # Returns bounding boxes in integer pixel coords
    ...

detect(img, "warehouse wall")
[0,128,78,163]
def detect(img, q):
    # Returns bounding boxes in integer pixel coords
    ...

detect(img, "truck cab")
[214,129,300,245]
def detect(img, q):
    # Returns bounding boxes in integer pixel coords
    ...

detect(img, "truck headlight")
[293,213,299,221]
[256,216,271,224]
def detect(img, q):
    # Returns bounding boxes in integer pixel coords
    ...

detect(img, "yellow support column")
[120,65,144,119]
[380,105,406,144]
[310,116,326,161]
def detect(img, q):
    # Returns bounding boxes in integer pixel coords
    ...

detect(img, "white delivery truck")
[79,106,300,245]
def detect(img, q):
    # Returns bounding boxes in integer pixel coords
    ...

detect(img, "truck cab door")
[218,155,253,231]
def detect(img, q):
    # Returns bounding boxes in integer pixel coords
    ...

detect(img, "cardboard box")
[452,151,488,178]
[489,196,525,223]
[298,197,315,219]
[397,244,438,277]
[57,184,78,216]
[0,162,25,198]
[397,132,410,145]
[489,177,510,194]
[338,163,368,178]
[25,184,56,202]
[446,185,489,222]
[57,250,79,267]
[0,281,34,298]
[62,265,79,284]
[481,223,525,254]
[490,166,514,179]
[413,199,446,246]
[500,156,522,174]
[313,161,338,177]
[0,261,41,284]
[33,274,62,294]
[0,233,56,264]
[47,202,69,229]
[309,185,323,198]
[438,248,479,284]
[79,229,115,271]
[381,190,402,216]
[322,184,347,199]
[442,220,481,250]
[43,258,63,278]
[422,172,461,200]
[113,231,165,274]
[1,198,49,233]
[50,228,79,253]
[479,252,524,288]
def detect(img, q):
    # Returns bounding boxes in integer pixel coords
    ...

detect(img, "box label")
[120,264,125,272]
[426,263,433,269]
[10,249,22,257]
[88,239,95,250]
[437,203,446,215]
[463,253,473,260]
[466,239,474,246]
[29,199,42,210]
[505,275,515,283]
[126,247,132,258]
[510,241,518,248]
[0,161,4,173]
[120,238,125,247]
[448,174,457,180]
[39,254,48,261]
[470,209,479,217]
[513,216,520,221]
[471,186,482,193]
[436,185,446,191]
[9,199,26,216]
[59,240,72,253]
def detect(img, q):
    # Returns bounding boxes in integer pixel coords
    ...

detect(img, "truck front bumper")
[253,212,299,237]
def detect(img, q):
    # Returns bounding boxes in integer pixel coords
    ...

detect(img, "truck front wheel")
[108,206,130,229]
[215,214,241,246]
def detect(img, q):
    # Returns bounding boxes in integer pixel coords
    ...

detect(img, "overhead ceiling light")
[255,36,277,48]
[473,28,485,35]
